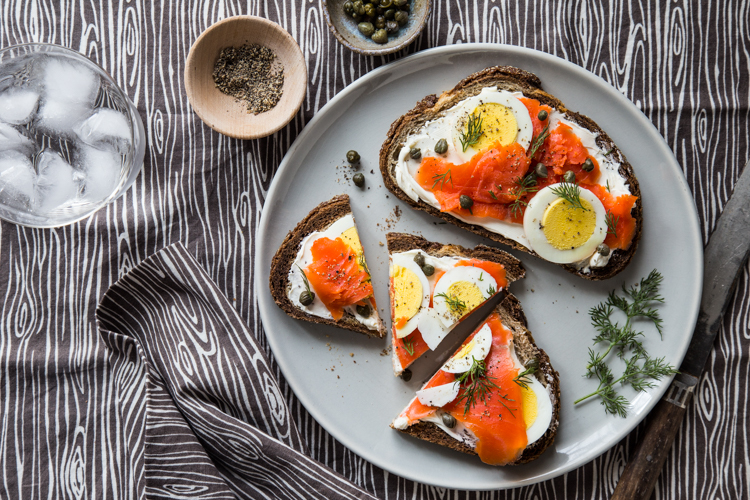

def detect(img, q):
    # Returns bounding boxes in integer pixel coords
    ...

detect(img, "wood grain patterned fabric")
[0,1,748,499]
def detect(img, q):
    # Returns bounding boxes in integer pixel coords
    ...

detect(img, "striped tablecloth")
[1,1,748,498]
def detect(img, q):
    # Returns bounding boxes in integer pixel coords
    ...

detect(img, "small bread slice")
[379,66,642,281]
[387,232,524,375]
[269,194,386,337]
[391,294,560,465]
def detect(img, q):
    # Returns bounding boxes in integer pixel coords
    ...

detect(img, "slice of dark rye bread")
[391,293,561,465]
[379,65,643,281]
[387,232,525,375]
[269,194,386,338]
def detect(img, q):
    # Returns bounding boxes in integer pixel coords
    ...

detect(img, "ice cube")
[36,99,89,134]
[0,89,39,125]
[42,57,99,108]
[0,122,33,152]
[34,150,81,212]
[77,145,122,202]
[74,108,132,153]
[0,150,35,203]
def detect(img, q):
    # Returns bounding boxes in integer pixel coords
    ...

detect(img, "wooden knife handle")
[611,373,698,500]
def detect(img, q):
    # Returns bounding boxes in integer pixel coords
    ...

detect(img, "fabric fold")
[97,242,376,500]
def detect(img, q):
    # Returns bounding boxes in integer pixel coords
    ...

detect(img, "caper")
[409,147,421,159]
[358,21,375,37]
[563,170,576,183]
[375,15,386,29]
[344,1,354,15]
[421,264,435,276]
[346,150,360,163]
[413,253,425,267]
[459,194,473,209]
[582,158,595,172]
[537,109,548,121]
[384,8,396,19]
[597,243,611,257]
[299,290,315,306]
[434,138,448,155]
[401,368,412,381]
[364,3,376,17]
[352,172,365,187]
[353,0,365,15]
[385,19,399,33]
[393,0,407,6]
[535,162,548,178]
[372,29,388,43]
[394,10,409,25]
[356,303,371,317]
[441,413,457,429]
[379,0,393,7]
[352,12,362,21]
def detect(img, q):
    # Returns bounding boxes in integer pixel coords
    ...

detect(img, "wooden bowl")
[184,16,306,139]
[322,0,431,56]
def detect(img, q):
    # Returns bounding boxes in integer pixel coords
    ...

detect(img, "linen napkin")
[96,242,377,499]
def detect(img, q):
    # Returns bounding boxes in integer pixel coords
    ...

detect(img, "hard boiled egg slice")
[442,324,493,373]
[519,374,553,444]
[416,381,460,407]
[523,183,607,264]
[450,90,534,163]
[432,266,496,328]
[391,253,431,338]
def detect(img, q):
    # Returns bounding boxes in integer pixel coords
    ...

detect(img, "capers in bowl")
[342,0,411,44]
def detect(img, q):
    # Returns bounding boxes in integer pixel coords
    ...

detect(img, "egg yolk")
[452,339,476,361]
[466,103,517,151]
[521,386,538,430]
[339,226,363,255]
[542,198,596,250]
[392,265,422,323]
[445,281,484,319]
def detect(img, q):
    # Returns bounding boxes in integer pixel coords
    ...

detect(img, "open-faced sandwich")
[269,194,386,337]
[391,294,560,465]
[380,66,642,280]
[387,232,524,376]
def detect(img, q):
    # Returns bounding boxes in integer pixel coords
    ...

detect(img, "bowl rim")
[184,15,307,140]
[0,42,145,228]
[321,0,432,56]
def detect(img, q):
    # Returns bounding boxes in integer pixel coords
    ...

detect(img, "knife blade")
[611,160,750,500]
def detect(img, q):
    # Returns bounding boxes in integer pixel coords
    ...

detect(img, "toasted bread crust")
[379,66,642,280]
[386,232,525,375]
[269,194,386,338]
[392,294,560,465]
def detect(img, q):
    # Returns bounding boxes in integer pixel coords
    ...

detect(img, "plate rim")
[255,43,703,489]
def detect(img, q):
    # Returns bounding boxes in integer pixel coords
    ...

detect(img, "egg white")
[449,90,534,163]
[523,183,607,264]
[442,324,492,373]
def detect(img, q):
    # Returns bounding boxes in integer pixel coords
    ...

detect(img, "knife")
[611,160,750,500]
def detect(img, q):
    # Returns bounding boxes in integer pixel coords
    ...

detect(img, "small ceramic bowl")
[184,16,306,140]
[322,0,431,56]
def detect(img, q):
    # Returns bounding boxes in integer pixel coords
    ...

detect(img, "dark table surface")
[1,1,748,498]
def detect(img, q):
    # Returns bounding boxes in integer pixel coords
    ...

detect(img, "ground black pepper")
[213,44,284,114]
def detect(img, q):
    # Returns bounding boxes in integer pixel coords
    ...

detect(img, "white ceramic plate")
[255,44,702,490]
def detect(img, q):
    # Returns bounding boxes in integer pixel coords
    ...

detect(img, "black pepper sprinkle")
[213,44,284,114]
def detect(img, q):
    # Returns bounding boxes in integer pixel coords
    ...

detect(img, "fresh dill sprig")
[550,182,588,211]
[402,336,415,356]
[489,189,498,200]
[509,174,538,218]
[455,357,515,416]
[606,179,611,192]
[605,210,619,238]
[431,169,453,190]
[603,147,615,157]
[435,292,467,316]
[296,264,313,295]
[528,124,550,158]
[513,359,539,389]
[575,270,674,417]
[478,272,484,282]
[460,112,484,152]
[486,284,496,296]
